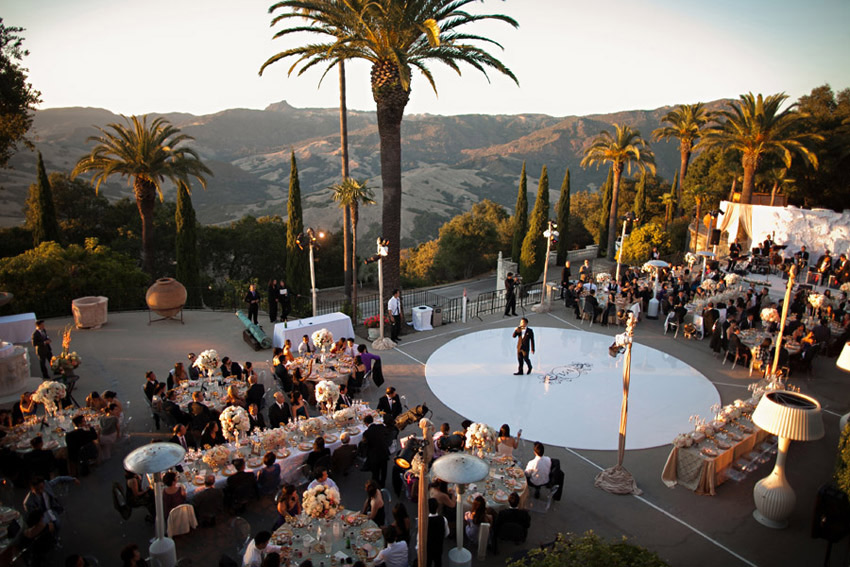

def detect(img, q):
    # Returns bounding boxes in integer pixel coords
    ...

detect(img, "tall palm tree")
[332,178,375,326]
[581,124,656,260]
[697,92,821,205]
[72,115,211,275]
[652,102,712,214]
[260,0,518,294]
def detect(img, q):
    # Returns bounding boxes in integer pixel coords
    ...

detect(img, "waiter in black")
[504,273,518,317]
[512,318,535,375]
[244,284,260,324]
[32,320,52,379]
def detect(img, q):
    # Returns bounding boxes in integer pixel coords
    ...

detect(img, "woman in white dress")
[496,424,520,457]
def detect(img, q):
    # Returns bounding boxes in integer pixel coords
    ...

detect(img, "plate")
[222,466,237,476]
[324,434,338,444]
[360,528,382,542]
[345,426,361,436]
[344,513,368,526]
[493,490,509,503]
[247,458,262,468]
[298,442,313,452]
[193,475,206,486]
[700,448,718,457]
[716,441,731,450]
[275,449,290,459]
[506,467,524,478]
[44,440,60,450]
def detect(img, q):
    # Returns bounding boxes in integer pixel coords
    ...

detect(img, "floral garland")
[32,381,66,415]
[724,273,740,287]
[808,293,826,309]
[219,405,250,441]
[465,422,496,450]
[311,328,334,351]
[760,307,780,324]
[194,349,220,374]
[302,484,340,519]
[315,380,340,405]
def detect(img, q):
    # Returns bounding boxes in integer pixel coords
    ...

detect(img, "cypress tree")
[510,162,528,262]
[30,151,62,246]
[555,168,571,266]
[520,165,550,282]
[286,152,309,296]
[599,169,613,253]
[175,181,202,307]
[633,170,648,221]
[670,171,680,217]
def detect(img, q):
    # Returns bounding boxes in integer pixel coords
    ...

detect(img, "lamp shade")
[752,391,824,442]
[124,442,186,475]
[837,342,850,372]
[431,453,489,485]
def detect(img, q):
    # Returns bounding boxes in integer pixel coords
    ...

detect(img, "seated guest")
[23,437,57,480]
[225,458,258,506]
[291,391,309,421]
[150,383,167,411]
[524,442,551,498]
[331,432,357,477]
[433,423,451,459]
[85,391,107,412]
[812,318,831,345]
[496,424,520,458]
[273,353,293,393]
[161,471,187,519]
[390,503,411,544]
[187,353,200,379]
[188,391,212,431]
[307,467,339,493]
[356,344,381,373]
[464,495,494,547]
[273,484,301,529]
[248,403,266,430]
[344,338,357,357]
[336,384,352,409]
[21,508,56,563]
[374,527,408,567]
[243,361,257,382]
[125,469,154,517]
[192,474,224,525]
[102,391,123,415]
[753,337,773,372]
[143,372,159,401]
[361,479,385,525]
[168,362,189,390]
[162,389,190,425]
[298,335,313,355]
[348,356,367,393]
[243,531,281,567]
[224,385,246,408]
[170,424,192,450]
[65,415,99,473]
[220,357,243,380]
[282,340,296,363]
[495,492,531,542]
[429,479,456,517]
[268,392,290,429]
[256,452,281,496]
[330,338,346,354]
[726,325,751,367]
[200,421,226,447]
[246,374,265,409]
[739,313,757,331]
[305,437,331,471]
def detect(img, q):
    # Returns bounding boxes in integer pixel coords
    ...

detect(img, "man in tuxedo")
[187,353,200,380]
[225,458,258,508]
[504,273,518,317]
[31,320,53,380]
[65,415,98,474]
[336,384,352,410]
[512,318,535,375]
[244,283,261,324]
[143,371,159,401]
[834,253,850,284]
[245,374,264,409]
[23,437,57,480]
[702,302,720,337]
[331,432,357,477]
[162,390,190,426]
[170,424,192,450]
[362,415,391,487]
[816,249,833,280]
[495,492,531,544]
[220,357,243,380]
[584,290,601,323]
[268,392,290,429]
[377,387,402,424]
[739,313,757,331]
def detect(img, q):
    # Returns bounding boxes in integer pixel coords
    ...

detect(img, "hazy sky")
[6,0,850,117]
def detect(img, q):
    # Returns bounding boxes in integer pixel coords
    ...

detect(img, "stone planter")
[146,278,187,318]
[367,327,380,340]
[72,296,108,329]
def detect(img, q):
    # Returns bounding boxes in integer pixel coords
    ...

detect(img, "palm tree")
[697,92,821,205]
[72,115,211,275]
[260,0,518,293]
[653,103,713,214]
[581,124,656,260]
[331,178,375,326]
[759,167,793,207]
[660,191,675,230]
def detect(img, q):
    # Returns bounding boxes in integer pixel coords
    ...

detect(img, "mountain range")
[0,99,728,247]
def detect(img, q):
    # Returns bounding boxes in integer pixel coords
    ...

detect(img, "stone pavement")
[8,299,848,567]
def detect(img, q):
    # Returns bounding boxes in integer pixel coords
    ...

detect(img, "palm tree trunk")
[606,164,623,261]
[340,61,352,303]
[770,181,778,207]
[134,176,157,276]
[678,147,691,216]
[740,155,758,205]
[351,203,359,329]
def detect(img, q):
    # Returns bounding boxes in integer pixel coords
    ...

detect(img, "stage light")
[395,404,430,431]
[395,437,425,469]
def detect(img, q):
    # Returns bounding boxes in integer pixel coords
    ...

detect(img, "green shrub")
[834,423,850,497]
[619,222,670,266]
[508,531,668,567]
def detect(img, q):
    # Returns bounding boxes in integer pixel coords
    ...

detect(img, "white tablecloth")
[273,313,355,349]
[0,313,36,344]
[411,306,433,331]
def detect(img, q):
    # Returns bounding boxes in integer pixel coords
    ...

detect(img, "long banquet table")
[272,312,355,349]
[271,509,386,566]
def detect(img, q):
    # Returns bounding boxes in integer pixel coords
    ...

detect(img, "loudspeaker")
[709,229,721,246]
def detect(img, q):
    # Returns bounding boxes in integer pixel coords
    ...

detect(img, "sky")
[5,0,850,118]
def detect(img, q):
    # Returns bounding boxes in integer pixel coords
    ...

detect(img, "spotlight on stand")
[395,404,430,431]
[395,437,425,470]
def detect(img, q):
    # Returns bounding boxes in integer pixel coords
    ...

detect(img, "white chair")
[664,312,680,338]
[477,522,491,560]
[167,503,198,537]
[526,485,559,514]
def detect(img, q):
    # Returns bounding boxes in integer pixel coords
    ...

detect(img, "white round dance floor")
[424,327,721,450]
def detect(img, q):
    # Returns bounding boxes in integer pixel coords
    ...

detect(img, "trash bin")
[432,306,442,327]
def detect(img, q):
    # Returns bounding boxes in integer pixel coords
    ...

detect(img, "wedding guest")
[267,279,279,323]
[248,403,266,430]
[246,374,265,409]
[224,385,246,408]
[65,415,98,474]
[188,391,212,432]
[201,421,226,447]
[120,543,144,567]
[21,509,56,564]
[278,280,292,322]
[143,372,159,401]
[307,467,339,493]
[496,424,520,458]
[495,492,531,542]
[298,335,313,355]
[343,338,357,357]
[433,423,451,459]
[24,437,57,480]
[162,390,190,425]
[268,392,290,429]
[377,387,402,423]
[330,338,346,354]
[390,502,411,543]
[282,340,296,363]
[168,362,188,390]
[125,469,154,518]
[429,479,456,520]
[305,437,331,471]
[357,344,381,373]
[374,527,407,567]
[290,391,309,420]
[221,357,243,380]
[243,361,257,382]
[32,320,53,380]
[98,403,121,459]
[193,474,224,527]
[524,442,551,498]
[245,284,261,325]
[273,484,301,529]
[348,356,367,393]
[187,353,200,380]
[103,391,123,415]
[225,458,258,507]
[361,479,385,525]
[331,432,357,477]
[85,391,107,412]
[11,392,36,426]
[170,424,192,450]
[243,531,281,567]
[422,498,449,567]
[160,471,186,519]
[363,415,391,487]
[464,495,494,547]
[336,384,352,409]
[256,452,281,496]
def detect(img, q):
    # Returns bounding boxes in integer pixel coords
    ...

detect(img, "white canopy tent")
[715,201,850,254]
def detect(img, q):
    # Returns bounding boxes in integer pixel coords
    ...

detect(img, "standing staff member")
[388,289,402,343]
[32,320,52,380]
[512,318,535,375]
[267,279,279,323]
[278,279,291,322]
[504,273,518,317]
[245,284,261,325]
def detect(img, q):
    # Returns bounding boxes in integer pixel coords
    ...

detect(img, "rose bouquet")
[311,328,334,351]
[760,307,780,324]
[261,428,289,451]
[465,422,496,450]
[302,484,341,519]
[194,349,220,374]
[315,380,340,406]
[220,405,250,441]
[808,293,826,310]
[32,380,66,415]
[333,407,355,424]
[724,273,740,287]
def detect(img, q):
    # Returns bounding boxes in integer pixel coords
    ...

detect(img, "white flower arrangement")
[299,417,324,436]
[219,405,250,441]
[808,293,826,309]
[32,381,66,415]
[841,283,850,293]
[760,307,780,324]
[700,279,718,292]
[311,328,334,351]
[673,433,694,448]
[595,272,611,284]
[724,273,740,286]
[465,422,496,450]
[261,428,289,451]
[202,445,231,467]
[302,484,340,519]
[315,380,340,405]
[684,252,698,265]
[194,349,220,374]
[333,407,355,423]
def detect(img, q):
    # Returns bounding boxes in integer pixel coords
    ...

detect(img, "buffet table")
[661,416,769,496]
[0,313,36,344]
[271,509,385,566]
[273,313,354,349]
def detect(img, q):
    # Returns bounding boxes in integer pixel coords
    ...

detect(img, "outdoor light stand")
[614,212,635,287]
[534,220,559,313]
[770,265,797,382]
[371,238,394,350]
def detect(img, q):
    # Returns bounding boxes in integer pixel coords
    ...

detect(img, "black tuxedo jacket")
[377,395,402,421]
[32,329,52,358]
[363,423,391,464]
[512,327,535,355]
[268,402,290,428]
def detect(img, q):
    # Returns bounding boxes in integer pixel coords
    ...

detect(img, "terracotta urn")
[145,278,187,318]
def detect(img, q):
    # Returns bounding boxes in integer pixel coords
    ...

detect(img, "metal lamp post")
[300,228,325,317]
[615,212,636,287]
[124,443,186,567]
[534,221,559,313]
[366,238,394,350]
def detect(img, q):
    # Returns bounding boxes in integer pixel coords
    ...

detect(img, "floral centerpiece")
[465,422,496,452]
[261,428,289,451]
[724,273,740,287]
[700,279,717,292]
[312,328,334,351]
[673,433,694,448]
[32,380,66,415]
[220,405,250,442]
[202,445,231,469]
[302,484,341,519]
[333,407,355,424]
[808,293,826,310]
[299,417,324,436]
[315,380,340,415]
[684,252,698,266]
[840,283,850,293]
[50,326,81,375]
[595,272,611,284]
[194,349,220,376]
[760,307,780,324]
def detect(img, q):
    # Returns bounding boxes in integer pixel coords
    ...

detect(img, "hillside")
[0,100,728,245]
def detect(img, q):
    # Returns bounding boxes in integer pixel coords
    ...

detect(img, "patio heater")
[644,260,669,319]
[431,453,490,567]
[124,442,186,567]
[365,238,394,350]
[296,228,325,317]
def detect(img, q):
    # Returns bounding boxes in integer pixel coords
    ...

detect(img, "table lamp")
[430,453,489,567]
[751,391,824,528]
